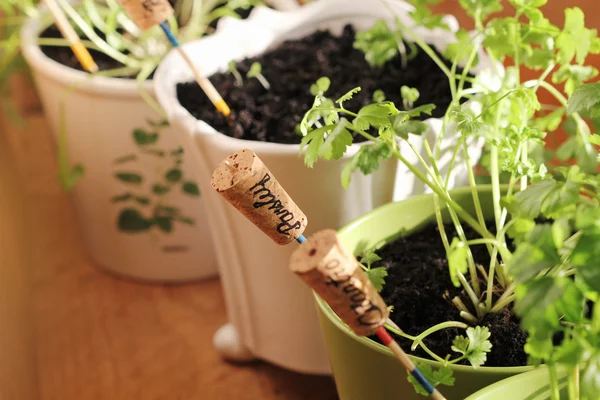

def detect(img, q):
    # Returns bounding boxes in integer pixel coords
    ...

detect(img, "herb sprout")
[246,61,270,90]
[228,60,243,86]
[300,0,600,396]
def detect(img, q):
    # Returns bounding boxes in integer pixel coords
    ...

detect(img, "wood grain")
[1,92,337,400]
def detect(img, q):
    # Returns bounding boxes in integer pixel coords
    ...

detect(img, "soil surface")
[373,222,528,367]
[177,24,468,144]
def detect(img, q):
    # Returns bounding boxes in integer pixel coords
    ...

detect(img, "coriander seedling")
[247,61,271,90]
[228,60,243,86]
[401,86,419,110]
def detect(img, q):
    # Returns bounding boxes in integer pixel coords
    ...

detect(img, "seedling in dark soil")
[246,61,270,90]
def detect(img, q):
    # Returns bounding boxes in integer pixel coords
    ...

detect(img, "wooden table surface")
[1,85,337,399]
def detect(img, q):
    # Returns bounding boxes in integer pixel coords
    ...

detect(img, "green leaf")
[309,77,330,96]
[133,129,159,146]
[400,86,420,106]
[373,89,386,103]
[447,237,468,287]
[154,216,173,233]
[508,225,561,282]
[444,29,478,66]
[142,149,166,157]
[115,172,143,184]
[459,0,502,20]
[366,267,388,292]
[111,193,133,203]
[182,182,201,196]
[341,142,392,188]
[506,217,536,241]
[451,335,469,354]
[392,119,428,139]
[320,120,353,161]
[551,218,571,249]
[581,355,600,396]
[449,106,483,135]
[165,169,182,182]
[571,231,600,272]
[463,326,493,368]
[135,196,150,205]
[178,217,196,226]
[531,108,565,133]
[407,363,455,396]
[300,124,335,168]
[117,209,152,232]
[153,184,170,195]
[567,82,600,116]
[556,7,597,65]
[353,20,398,68]
[354,103,397,130]
[113,154,137,164]
[336,87,361,105]
[246,62,262,78]
[552,65,598,97]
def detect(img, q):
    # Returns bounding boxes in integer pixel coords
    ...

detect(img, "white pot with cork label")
[19,0,299,283]
[155,0,496,374]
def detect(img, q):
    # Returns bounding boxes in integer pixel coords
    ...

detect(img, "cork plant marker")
[42,0,98,73]
[290,230,447,400]
[117,0,231,117]
[211,149,307,245]
[211,151,446,399]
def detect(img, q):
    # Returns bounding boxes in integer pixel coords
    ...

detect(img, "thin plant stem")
[548,364,561,400]
[410,321,469,351]
[458,272,482,316]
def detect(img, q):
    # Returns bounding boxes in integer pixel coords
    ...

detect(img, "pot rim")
[155,0,504,154]
[20,3,153,97]
[315,185,534,374]
[464,366,563,399]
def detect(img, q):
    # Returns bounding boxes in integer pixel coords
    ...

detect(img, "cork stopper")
[211,149,308,245]
[289,229,389,336]
[118,0,174,31]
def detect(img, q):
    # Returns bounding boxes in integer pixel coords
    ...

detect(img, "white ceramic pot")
[155,0,496,374]
[20,9,220,282]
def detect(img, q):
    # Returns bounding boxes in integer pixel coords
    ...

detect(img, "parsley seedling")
[246,61,271,90]
[228,60,243,86]
[299,2,600,396]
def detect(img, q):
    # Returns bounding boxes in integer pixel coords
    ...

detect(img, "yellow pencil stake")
[43,0,98,73]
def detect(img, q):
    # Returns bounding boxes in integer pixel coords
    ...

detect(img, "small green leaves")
[453,326,493,368]
[567,82,600,116]
[581,355,600,397]
[341,143,392,188]
[118,209,152,232]
[359,249,387,292]
[444,29,478,66]
[112,193,133,202]
[133,129,159,146]
[555,7,600,65]
[447,237,468,287]
[400,86,420,110]
[309,77,330,96]
[354,103,397,131]
[336,87,361,106]
[407,363,455,396]
[449,106,483,135]
[246,61,262,78]
[458,0,502,21]
[114,154,137,164]
[373,89,386,103]
[115,172,143,184]
[320,121,353,161]
[353,20,399,67]
[182,182,201,196]
[228,60,243,86]
[154,216,173,233]
[393,119,428,139]
[165,169,183,182]
[153,184,170,195]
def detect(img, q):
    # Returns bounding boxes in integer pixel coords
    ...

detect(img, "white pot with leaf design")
[155,0,493,374]
[20,7,217,282]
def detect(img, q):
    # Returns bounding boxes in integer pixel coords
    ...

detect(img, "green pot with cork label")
[314,186,534,400]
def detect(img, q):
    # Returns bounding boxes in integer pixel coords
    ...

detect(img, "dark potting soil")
[176,24,469,144]
[373,222,528,368]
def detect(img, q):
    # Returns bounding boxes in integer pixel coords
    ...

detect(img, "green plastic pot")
[315,186,533,400]
[465,366,568,399]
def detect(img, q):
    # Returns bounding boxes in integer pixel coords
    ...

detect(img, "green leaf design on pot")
[165,169,183,182]
[171,147,184,156]
[117,209,152,232]
[114,154,137,164]
[112,193,133,202]
[142,149,166,157]
[133,129,159,145]
[135,197,150,205]
[182,182,201,196]
[153,184,170,195]
[154,217,173,233]
[178,217,195,226]
[115,172,143,184]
